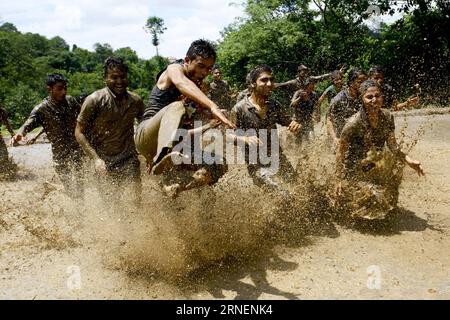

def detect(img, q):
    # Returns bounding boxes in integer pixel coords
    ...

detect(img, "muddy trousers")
[54,159,85,200]
[95,155,142,209]
[135,101,186,166]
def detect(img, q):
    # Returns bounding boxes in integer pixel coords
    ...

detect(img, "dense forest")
[0,22,169,126]
[0,0,449,127]
[218,0,449,105]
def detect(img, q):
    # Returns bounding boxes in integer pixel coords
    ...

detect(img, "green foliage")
[217,0,449,105]
[144,16,167,56]
[0,22,166,127]
[3,83,42,127]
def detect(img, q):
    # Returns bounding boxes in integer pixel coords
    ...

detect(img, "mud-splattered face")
[350,73,367,92]
[212,69,221,82]
[362,86,383,115]
[298,69,309,78]
[253,71,275,97]
[185,56,215,82]
[47,81,67,103]
[105,68,128,96]
[332,74,344,90]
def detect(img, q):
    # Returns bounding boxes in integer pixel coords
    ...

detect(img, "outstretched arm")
[310,72,332,82]
[167,65,235,128]
[387,132,424,176]
[11,110,41,145]
[393,96,420,111]
[26,128,45,145]
[275,79,298,89]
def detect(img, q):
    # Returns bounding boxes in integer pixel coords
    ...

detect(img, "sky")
[0,0,247,59]
[0,0,403,60]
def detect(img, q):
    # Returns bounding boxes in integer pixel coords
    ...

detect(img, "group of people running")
[0,39,424,220]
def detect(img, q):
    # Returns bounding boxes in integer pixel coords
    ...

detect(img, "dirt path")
[1,113,449,300]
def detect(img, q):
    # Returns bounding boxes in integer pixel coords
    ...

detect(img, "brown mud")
[0,111,449,299]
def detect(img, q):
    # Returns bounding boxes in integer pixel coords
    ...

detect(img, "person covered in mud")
[275,64,335,94]
[11,74,84,198]
[317,69,344,114]
[208,65,234,111]
[134,39,234,194]
[335,79,425,220]
[290,78,320,144]
[0,106,16,178]
[75,57,144,207]
[327,68,367,149]
[369,66,420,111]
[27,93,89,146]
[229,65,302,197]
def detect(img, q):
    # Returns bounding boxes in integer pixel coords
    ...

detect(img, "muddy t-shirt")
[292,91,318,133]
[77,88,144,164]
[208,80,233,111]
[329,89,361,137]
[21,96,81,163]
[231,96,293,167]
[340,107,399,177]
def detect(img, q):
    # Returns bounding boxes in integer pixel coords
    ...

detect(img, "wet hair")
[247,65,273,90]
[297,64,309,73]
[212,64,221,72]
[186,39,216,61]
[46,73,68,87]
[103,57,128,78]
[347,68,366,85]
[358,79,381,97]
[369,66,384,76]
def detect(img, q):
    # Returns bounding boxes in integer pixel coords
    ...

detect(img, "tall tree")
[144,16,167,57]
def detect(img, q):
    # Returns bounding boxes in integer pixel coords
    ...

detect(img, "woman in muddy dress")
[335,80,424,220]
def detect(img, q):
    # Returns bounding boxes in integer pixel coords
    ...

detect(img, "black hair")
[46,73,68,87]
[212,64,221,72]
[103,57,128,78]
[369,66,384,76]
[347,68,366,85]
[247,65,273,90]
[358,79,381,97]
[186,39,216,61]
[297,64,309,73]
[331,70,343,79]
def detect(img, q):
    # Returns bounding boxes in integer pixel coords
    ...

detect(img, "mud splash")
[0,112,437,283]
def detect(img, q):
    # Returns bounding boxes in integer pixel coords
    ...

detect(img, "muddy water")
[1,112,449,299]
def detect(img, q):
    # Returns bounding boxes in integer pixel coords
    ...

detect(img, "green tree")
[3,83,43,126]
[144,16,167,57]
